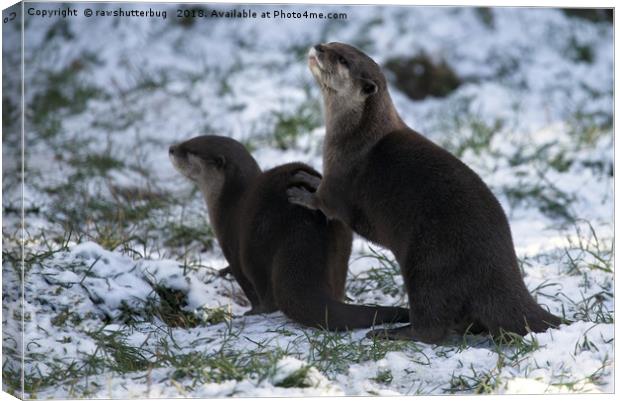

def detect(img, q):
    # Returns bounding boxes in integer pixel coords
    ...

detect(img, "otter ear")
[214,155,226,169]
[360,78,378,96]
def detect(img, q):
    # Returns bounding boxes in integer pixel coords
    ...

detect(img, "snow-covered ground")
[2,3,613,398]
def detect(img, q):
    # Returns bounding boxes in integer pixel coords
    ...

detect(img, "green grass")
[504,180,576,222]
[163,220,215,252]
[474,8,495,29]
[372,369,394,384]
[347,246,404,301]
[447,366,501,394]
[19,325,153,397]
[444,331,543,394]
[267,85,322,150]
[432,95,504,158]
[567,107,612,147]
[29,52,105,140]
[274,365,313,388]
[303,329,430,377]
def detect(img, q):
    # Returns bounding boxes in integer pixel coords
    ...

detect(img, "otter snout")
[168,144,188,174]
[169,144,188,159]
[308,44,325,70]
[169,142,202,183]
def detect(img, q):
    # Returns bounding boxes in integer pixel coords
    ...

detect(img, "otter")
[169,135,409,330]
[287,42,563,343]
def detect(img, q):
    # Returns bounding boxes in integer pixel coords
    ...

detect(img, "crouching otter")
[169,135,409,330]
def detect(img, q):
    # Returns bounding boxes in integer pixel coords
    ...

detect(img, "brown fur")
[288,43,563,343]
[169,135,409,330]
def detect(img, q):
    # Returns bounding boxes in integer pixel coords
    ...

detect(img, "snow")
[2,3,613,399]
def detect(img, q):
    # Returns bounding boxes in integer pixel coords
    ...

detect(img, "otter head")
[169,135,260,209]
[308,42,385,104]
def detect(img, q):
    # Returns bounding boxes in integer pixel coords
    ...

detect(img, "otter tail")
[487,297,565,337]
[281,295,409,331]
[521,302,564,334]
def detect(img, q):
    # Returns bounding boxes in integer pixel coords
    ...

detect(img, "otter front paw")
[290,170,322,192]
[287,186,318,210]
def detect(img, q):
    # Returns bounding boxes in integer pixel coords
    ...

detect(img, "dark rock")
[384,52,462,101]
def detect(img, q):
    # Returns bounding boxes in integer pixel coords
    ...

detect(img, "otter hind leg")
[228,264,264,313]
[243,272,278,316]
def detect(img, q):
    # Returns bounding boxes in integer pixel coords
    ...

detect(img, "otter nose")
[314,44,325,53]
[169,145,176,156]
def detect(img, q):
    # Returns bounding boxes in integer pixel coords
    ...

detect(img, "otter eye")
[338,56,348,67]
[213,156,226,169]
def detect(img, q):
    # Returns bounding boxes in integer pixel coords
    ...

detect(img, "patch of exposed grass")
[2,94,19,133]
[21,324,153,397]
[348,246,404,301]
[548,354,612,391]
[567,106,612,146]
[269,92,322,150]
[563,221,613,275]
[42,176,173,253]
[44,19,75,41]
[162,220,215,252]
[474,7,495,29]
[156,331,311,392]
[372,369,394,384]
[29,54,105,140]
[274,365,313,388]
[447,366,501,394]
[432,95,504,158]
[522,222,613,324]
[20,307,236,396]
[272,109,319,150]
[454,117,504,158]
[139,284,201,329]
[87,327,153,373]
[492,331,541,362]
[565,35,594,64]
[446,332,542,394]
[1,361,23,399]
[303,329,429,377]
[9,229,75,276]
[51,308,83,327]
[561,291,613,324]
[70,153,125,175]
[504,180,576,222]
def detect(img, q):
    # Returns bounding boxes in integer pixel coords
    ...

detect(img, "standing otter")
[169,135,409,330]
[287,43,562,343]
